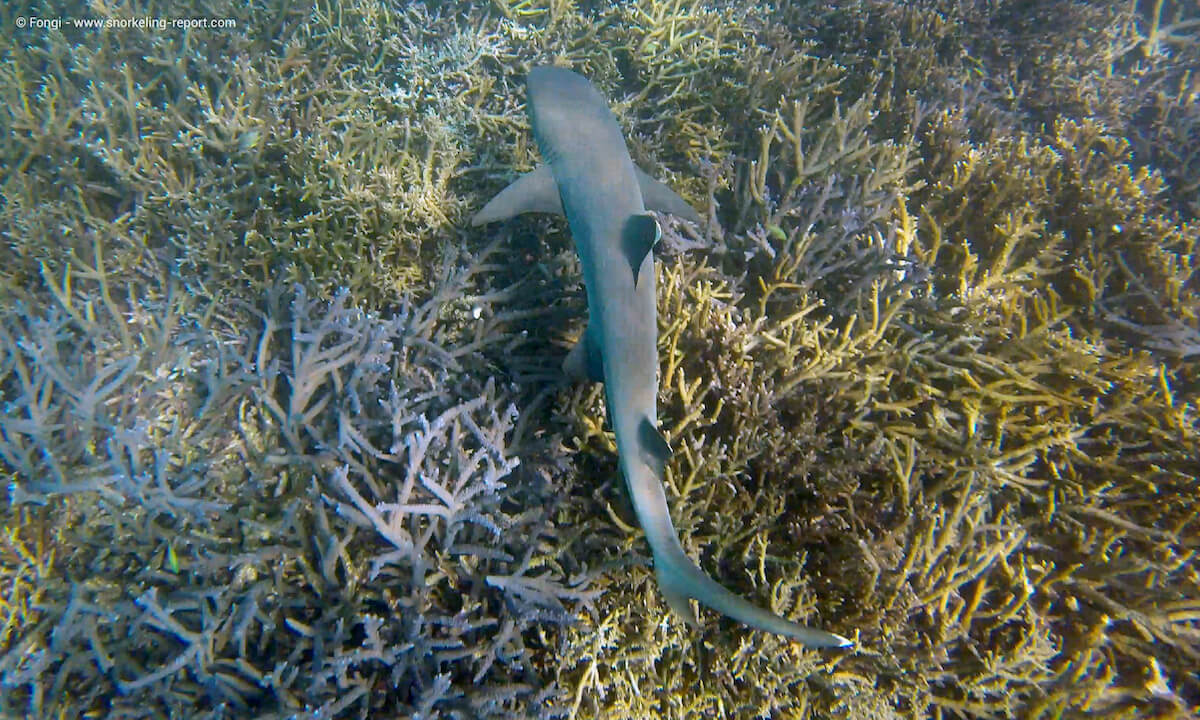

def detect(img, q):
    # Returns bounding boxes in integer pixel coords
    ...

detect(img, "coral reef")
[0,230,591,716]
[1,0,1197,718]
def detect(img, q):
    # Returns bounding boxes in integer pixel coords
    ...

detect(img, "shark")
[472,66,852,649]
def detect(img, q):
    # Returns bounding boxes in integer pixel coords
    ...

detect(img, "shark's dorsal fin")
[622,214,661,287]
[639,417,672,470]
[635,168,703,225]
[470,165,563,225]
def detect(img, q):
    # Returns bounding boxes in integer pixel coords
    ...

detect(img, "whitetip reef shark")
[472,66,852,649]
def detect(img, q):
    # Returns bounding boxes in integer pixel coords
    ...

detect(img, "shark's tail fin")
[653,541,853,648]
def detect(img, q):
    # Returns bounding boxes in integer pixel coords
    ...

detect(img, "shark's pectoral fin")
[563,324,604,383]
[639,417,672,471]
[471,165,563,225]
[635,167,703,225]
[622,214,661,287]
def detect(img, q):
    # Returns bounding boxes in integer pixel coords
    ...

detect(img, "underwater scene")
[0,0,1197,717]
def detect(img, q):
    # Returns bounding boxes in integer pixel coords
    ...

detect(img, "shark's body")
[473,66,850,648]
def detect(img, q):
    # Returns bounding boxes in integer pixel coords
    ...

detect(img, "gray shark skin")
[472,66,851,649]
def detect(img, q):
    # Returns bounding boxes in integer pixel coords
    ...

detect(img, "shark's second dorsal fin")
[471,165,563,225]
[622,214,661,287]
[639,417,672,471]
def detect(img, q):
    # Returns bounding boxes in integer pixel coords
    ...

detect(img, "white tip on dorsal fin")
[471,165,563,225]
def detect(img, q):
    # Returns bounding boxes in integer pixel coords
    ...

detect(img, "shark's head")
[527,66,618,164]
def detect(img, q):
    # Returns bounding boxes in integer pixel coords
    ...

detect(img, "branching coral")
[844,23,1198,713]
[521,2,1197,717]
[0,231,587,717]
[1,0,1197,718]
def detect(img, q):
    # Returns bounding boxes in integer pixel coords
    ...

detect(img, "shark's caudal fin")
[653,538,853,648]
[635,420,851,648]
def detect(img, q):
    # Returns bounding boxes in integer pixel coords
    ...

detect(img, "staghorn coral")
[0,231,590,717]
[1,0,1197,717]
[515,2,1197,717]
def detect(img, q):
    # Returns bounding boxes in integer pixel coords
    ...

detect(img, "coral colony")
[1,1,1197,719]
